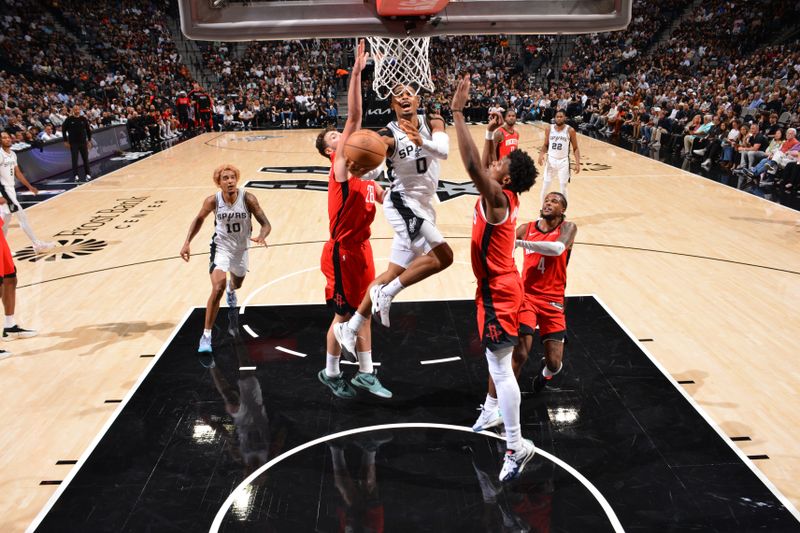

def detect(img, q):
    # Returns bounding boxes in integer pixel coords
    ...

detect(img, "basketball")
[343,129,386,173]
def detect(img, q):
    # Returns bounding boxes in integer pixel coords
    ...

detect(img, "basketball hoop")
[366,36,434,100]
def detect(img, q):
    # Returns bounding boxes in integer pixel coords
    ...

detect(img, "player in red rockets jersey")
[474,191,576,433]
[316,40,392,400]
[452,75,538,483]
[515,191,576,393]
[492,109,520,161]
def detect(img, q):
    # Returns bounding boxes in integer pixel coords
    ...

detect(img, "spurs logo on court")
[249,169,479,202]
[579,159,612,172]
[487,323,502,343]
[14,238,108,263]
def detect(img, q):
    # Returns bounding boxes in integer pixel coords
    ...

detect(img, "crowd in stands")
[0,0,799,204]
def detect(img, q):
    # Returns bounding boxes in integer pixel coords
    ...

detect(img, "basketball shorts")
[475,272,523,350]
[321,239,375,316]
[0,185,21,213]
[384,190,445,268]
[519,294,566,342]
[209,246,248,277]
[544,156,570,184]
[0,231,16,279]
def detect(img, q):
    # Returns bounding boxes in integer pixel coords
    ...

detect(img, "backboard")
[177,0,632,41]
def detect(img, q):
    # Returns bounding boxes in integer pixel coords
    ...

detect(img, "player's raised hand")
[488,111,503,132]
[352,39,368,76]
[180,243,191,262]
[251,236,268,248]
[451,74,471,112]
[399,119,422,146]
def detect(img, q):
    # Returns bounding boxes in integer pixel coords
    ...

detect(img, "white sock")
[484,393,498,411]
[203,328,212,338]
[16,209,38,243]
[4,315,14,328]
[485,346,522,451]
[357,350,373,374]
[325,352,340,377]
[349,311,366,333]
[382,278,404,298]
[543,361,563,379]
[226,279,233,292]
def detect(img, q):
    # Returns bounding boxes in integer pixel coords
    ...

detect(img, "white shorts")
[383,190,445,269]
[210,246,248,277]
[0,185,22,214]
[544,157,571,184]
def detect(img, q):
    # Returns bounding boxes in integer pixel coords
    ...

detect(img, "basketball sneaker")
[198,334,212,353]
[499,439,536,483]
[33,241,56,253]
[197,335,214,368]
[318,370,356,399]
[532,358,552,394]
[351,370,392,399]
[332,322,358,362]
[0,349,11,360]
[3,325,37,339]
[472,404,503,432]
[226,288,237,308]
[370,284,392,327]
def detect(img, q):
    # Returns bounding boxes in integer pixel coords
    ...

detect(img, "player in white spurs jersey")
[180,164,271,364]
[538,110,581,203]
[334,84,454,358]
[0,132,55,253]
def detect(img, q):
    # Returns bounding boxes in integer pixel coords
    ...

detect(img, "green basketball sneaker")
[351,370,392,399]
[318,370,356,399]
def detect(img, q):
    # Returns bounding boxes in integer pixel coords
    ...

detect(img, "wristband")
[485,130,495,140]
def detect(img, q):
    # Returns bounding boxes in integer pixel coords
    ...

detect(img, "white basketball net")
[366,36,434,100]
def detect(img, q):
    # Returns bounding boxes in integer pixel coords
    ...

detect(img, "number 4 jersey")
[521,220,570,301]
[212,188,252,256]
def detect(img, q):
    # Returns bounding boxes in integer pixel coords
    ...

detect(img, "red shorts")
[321,239,374,316]
[0,231,16,279]
[475,273,523,350]
[519,294,566,341]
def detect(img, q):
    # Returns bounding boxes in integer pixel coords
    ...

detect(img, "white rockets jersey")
[0,149,17,188]
[547,124,571,160]
[212,188,252,253]
[385,115,441,220]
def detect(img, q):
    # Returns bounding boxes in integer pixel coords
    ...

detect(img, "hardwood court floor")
[1,125,798,531]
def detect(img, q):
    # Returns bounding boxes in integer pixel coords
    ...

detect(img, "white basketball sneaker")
[370,284,392,327]
[499,439,536,483]
[33,241,56,253]
[472,404,503,432]
[333,322,358,362]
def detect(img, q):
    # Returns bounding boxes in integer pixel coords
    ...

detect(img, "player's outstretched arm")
[245,192,272,247]
[451,75,506,211]
[481,111,503,169]
[333,39,369,183]
[180,195,215,261]
[516,221,577,256]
